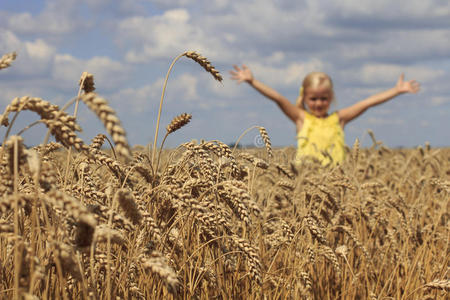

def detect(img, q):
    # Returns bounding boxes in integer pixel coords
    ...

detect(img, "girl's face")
[304,85,332,118]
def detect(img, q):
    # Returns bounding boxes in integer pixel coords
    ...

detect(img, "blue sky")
[0,0,449,149]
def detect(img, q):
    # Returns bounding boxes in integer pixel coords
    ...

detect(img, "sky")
[0,0,449,149]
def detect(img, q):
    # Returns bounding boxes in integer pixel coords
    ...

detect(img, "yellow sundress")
[296,111,345,165]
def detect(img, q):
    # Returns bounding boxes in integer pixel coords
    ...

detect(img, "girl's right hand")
[230,64,253,84]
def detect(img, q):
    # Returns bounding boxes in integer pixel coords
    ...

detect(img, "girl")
[230,65,420,165]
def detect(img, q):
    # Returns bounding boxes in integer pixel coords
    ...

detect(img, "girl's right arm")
[230,65,303,124]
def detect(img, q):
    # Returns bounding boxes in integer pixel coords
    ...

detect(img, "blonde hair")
[297,72,335,108]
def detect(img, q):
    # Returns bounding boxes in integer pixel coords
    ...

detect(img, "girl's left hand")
[396,74,420,94]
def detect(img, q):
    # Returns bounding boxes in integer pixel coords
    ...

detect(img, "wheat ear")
[114,188,142,225]
[140,251,180,294]
[0,52,17,70]
[79,72,96,94]
[230,236,262,285]
[258,126,273,158]
[424,279,450,291]
[166,113,192,134]
[154,113,192,174]
[90,133,107,150]
[183,51,223,82]
[81,93,131,159]
[352,138,360,166]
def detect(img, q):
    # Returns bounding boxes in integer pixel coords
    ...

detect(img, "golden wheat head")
[79,72,96,94]
[166,113,192,134]
[0,52,17,70]
[81,92,131,159]
[183,51,223,82]
[258,126,273,158]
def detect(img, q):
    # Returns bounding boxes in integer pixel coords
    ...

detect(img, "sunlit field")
[0,51,448,299]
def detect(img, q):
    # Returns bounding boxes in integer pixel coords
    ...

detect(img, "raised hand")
[396,74,420,94]
[230,64,253,84]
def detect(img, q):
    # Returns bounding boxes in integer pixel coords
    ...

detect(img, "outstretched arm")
[230,64,303,123]
[338,74,420,126]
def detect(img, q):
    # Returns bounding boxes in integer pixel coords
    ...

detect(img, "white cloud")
[193,1,325,53]
[0,84,47,106]
[420,120,429,127]
[5,0,91,35]
[25,39,54,61]
[266,52,286,64]
[335,30,450,64]
[109,83,159,114]
[248,58,326,88]
[0,29,24,54]
[164,73,199,103]
[52,54,129,91]
[430,96,450,106]
[109,73,202,113]
[118,9,222,62]
[0,30,130,98]
[328,0,450,20]
[151,0,193,7]
[113,1,448,70]
[366,116,404,126]
[346,64,445,85]
[151,0,231,10]
[0,30,55,75]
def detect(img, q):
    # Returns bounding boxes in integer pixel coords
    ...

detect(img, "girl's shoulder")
[335,110,347,128]
[329,111,339,119]
[325,111,340,124]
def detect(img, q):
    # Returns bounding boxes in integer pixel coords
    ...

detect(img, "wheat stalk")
[238,152,269,169]
[4,136,26,175]
[154,113,192,174]
[151,51,222,166]
[62,72,97,188]
[352,138,360,166]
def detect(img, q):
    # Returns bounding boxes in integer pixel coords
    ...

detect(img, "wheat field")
[0,51,449,300]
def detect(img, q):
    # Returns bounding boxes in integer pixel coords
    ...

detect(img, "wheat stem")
[232,125,260,153]
[0,100,30,163]
[16,120,45,136]
[151,52,185,167]
[63,78,85,189]
[13,138,20,300]
[155,132,170,178]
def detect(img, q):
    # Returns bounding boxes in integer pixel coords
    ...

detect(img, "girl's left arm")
[338,74,420,126]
